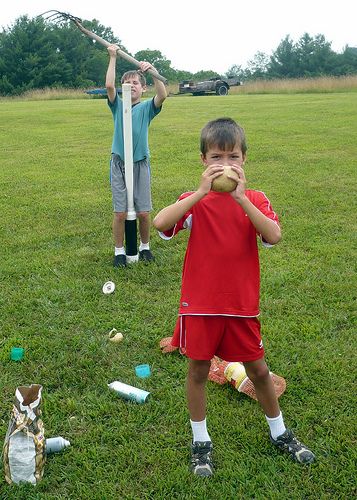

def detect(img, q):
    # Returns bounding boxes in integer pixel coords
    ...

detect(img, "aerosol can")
[108,381,150,403]
[45,437,71,453]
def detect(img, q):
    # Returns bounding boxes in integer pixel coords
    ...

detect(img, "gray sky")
[2,0,356,75]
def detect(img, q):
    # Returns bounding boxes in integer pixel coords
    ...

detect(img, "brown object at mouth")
[211,166,239,192]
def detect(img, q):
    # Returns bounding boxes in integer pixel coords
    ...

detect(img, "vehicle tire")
[216,84,228,96]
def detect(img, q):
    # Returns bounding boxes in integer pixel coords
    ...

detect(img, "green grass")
[1,92,356,499]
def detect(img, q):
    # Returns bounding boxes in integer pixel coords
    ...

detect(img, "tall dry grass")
[1,75,356,101]
[0,86,88,101]
[164,75,357,96]
[229,75,357,94]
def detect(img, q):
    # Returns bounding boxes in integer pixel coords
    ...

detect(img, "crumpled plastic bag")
[3,384,46,485]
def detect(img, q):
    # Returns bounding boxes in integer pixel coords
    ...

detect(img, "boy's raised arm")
[153,75,167,108]
[139,61,167,108]
[106,44,119,104]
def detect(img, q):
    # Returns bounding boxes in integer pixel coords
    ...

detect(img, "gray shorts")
[110,154,152,213]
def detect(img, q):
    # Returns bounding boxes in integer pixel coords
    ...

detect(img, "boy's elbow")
[153,214,171,233]
[155,93,167,108]
[152,215,162,231]
[263,224,281,245]
[269,228,282,245]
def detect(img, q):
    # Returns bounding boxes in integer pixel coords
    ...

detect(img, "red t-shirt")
[160,190,280,317]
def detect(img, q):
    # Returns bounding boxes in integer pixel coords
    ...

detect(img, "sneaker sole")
[192,464,213,477]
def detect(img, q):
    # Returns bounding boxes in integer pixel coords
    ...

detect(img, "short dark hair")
[200,117,247,157]
[121,70,146,86]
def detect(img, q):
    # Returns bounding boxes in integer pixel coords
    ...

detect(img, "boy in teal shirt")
[106,44,167,267]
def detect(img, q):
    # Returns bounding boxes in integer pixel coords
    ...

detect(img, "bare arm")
[139,61,167,108]
[229,165,282,245]
[153,165,224,232]
[238,196,281,244]
[153,191,203,232]
[106,45,119,104]
[153,75,167,108]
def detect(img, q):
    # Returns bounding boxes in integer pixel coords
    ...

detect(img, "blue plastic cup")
[11,348,23,361]
[135,364,150,377]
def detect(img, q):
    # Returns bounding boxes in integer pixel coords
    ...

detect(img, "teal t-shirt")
[108,95,161,163]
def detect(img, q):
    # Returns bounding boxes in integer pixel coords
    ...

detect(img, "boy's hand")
[140,60,167,108]
[198,165,225,196]
[229,165,247,203]
[107,44,120,58]
[139,61,157,73]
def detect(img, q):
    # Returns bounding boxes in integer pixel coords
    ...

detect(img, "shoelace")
[193,449,212,465]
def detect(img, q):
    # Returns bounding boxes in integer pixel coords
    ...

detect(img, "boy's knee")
[136,211,150,222]
[114,212,127,223]
[243,359,270,383]
[188,360,211,383]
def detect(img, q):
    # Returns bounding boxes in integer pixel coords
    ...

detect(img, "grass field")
[0,90,356,499]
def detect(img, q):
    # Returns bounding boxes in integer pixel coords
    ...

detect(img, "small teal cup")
[135,364,150,377]
[11,348,23,361]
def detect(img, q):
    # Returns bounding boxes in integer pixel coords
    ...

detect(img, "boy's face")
[201,142,246,168]
[123,75,146,104]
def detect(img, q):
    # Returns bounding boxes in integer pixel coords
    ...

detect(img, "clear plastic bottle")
[45,437,70,453]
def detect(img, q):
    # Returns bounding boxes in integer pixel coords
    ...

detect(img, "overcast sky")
[1,0,356,75]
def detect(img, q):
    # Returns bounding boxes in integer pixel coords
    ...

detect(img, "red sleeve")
[159,192,195,240]
[250,190,280,246]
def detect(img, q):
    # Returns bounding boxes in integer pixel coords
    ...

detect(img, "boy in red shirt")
[153,117,315,477]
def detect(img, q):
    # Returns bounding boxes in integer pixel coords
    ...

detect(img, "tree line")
[228,34,357,81]
[0,16,356,96]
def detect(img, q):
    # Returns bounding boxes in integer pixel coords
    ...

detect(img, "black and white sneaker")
[190,441,213,477]
[113,254,126,268]
[270,429,316,464]
[139,249,155,262]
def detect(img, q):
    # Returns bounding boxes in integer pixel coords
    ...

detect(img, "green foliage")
[1,16,357,95]
[230,35,357,83]
[245,52,271,80]
[0,16,131,95]
[268,35,298,79]
[192,70,220,81]
[224,63,245,80]
[338,46,357,76]
[134,49,175,85]
[0,92,356,498]
[267,33,355,79]
[171,69,195,83]
[0,16,71,94]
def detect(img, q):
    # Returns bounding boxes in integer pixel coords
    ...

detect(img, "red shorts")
[172,315,264,362]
